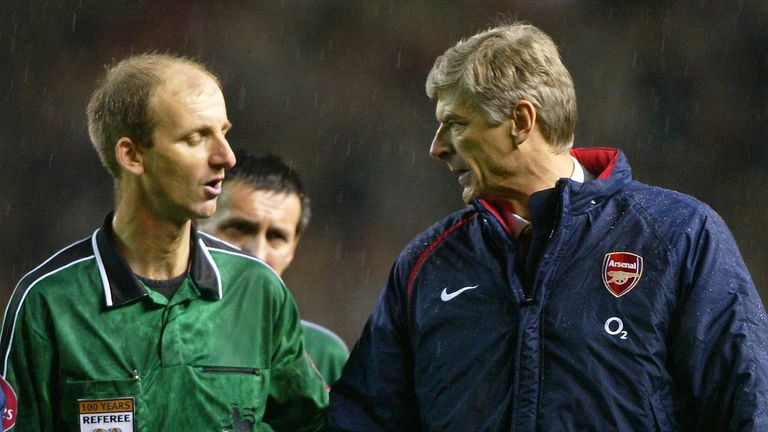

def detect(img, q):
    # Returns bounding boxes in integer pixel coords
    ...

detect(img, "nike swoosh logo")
[441,285,479,301]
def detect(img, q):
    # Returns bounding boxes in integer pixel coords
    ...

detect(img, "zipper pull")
[521,297,538,307]
[132,369,141,380]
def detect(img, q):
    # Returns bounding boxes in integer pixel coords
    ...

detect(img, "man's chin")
[193,203,218,221]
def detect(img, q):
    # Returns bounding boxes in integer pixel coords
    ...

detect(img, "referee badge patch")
[78,397,134,432]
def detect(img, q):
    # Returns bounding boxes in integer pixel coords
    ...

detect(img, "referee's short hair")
[86,53,220,178]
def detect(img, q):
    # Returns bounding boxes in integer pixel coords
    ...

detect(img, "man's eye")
[447,121,465,131]
[267,231,288,243]
[221,223,255,236]
[187,133,205,145]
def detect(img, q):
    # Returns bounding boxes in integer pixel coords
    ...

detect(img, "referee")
[0,54,327,431]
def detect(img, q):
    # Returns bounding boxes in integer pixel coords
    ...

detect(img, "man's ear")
[115,137,145,176]
[509,100,537,145]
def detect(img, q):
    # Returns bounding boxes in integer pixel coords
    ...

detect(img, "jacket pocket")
[649,388,678,432]
[62,377,142,431]
[202,366,262,375]
[199,365,270,432]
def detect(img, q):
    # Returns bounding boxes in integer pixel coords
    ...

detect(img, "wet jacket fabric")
[329,147,768,431]
[0,215,328,431]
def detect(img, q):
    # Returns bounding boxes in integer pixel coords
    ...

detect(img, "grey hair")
[426,23,577,152]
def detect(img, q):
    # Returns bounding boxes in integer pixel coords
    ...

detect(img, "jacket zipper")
[515,181,569,431]
[533,181,569,432]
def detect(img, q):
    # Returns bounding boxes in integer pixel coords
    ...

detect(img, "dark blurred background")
[1,1,766,345]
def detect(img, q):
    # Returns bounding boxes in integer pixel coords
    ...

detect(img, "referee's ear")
[115,137,145,176]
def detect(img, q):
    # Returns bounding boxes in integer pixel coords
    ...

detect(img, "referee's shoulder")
[12,235,95,295]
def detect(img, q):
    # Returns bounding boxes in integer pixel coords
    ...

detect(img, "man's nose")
[245,237,269,264]
[429,124,453,161]
[211,134,236,170]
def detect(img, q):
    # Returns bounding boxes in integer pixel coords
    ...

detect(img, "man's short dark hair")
[227,149,311,235]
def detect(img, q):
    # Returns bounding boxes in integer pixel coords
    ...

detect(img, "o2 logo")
[604,317,628,340]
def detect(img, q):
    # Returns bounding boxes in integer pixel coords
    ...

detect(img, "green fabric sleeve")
[302,324,349,385]
[7,297,55,431]
[262,288,329,432]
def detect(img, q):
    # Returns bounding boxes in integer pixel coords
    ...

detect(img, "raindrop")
[49,153,54,167]
[72,14,77,33]
[238,84,247,111]
[396,52,402,70]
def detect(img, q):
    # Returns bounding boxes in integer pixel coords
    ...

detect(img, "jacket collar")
[476,147,633,229]
[92,213,223,308]
[567,147,632,213]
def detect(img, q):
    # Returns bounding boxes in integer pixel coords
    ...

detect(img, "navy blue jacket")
[329,148,768,431]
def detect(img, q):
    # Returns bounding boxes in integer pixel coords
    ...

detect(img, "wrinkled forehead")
[435,88,481,119]
[224,181,303,227]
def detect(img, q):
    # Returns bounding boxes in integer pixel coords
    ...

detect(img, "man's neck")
[501,150,575,220]
[112,198,192,281]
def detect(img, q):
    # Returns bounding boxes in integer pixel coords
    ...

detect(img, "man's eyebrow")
[219,218,258,231]
[440,112,468,123]
[267,226,292,238]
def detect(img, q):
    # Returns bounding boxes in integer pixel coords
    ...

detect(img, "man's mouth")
[453,169,471,186]
[203,178,224,196]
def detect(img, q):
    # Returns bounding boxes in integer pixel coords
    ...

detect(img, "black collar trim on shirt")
[92,213,223,308]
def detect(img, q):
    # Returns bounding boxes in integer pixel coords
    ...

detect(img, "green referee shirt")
[0,215,328,431]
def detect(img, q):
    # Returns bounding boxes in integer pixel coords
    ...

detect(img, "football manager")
[329,22,768,431]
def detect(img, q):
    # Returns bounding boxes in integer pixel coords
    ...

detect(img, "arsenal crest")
[602,252,643,297]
